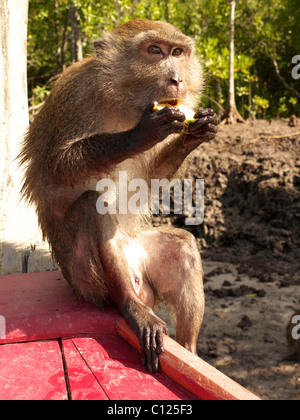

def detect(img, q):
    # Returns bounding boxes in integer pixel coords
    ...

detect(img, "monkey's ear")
[93,40,106,55]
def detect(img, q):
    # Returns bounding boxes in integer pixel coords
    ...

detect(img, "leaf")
[216,361,231,367]
[214,312,226,319]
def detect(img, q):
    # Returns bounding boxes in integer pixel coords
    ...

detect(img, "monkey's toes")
[140,320,167,373]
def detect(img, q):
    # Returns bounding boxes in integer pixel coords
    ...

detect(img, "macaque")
[286,311,300,362]
[20,19,218,372]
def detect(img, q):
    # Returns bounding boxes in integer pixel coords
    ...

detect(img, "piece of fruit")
[153,102,196,129]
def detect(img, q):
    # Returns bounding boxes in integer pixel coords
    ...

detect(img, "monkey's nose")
[170,73,183,87]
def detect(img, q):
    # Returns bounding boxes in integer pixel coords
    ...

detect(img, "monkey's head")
[94,19,203,117]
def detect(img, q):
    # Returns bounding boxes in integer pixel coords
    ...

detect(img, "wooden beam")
[116,318,261,401]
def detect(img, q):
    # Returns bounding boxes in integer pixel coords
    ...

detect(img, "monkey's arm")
[52,131,141,182]
[51,105,185,183]
[150,108,218,180]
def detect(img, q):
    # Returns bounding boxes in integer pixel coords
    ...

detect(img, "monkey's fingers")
[140,326,159,372]
[188,114,218,133]
[155,323,168,356]
[190,122,218,136]
[161,119,186,136]
[140,321,167,372]
[194,108,215,119]
[138,104,185,145]
[184,117,218,147]
[140,327,149,367]
[150,327,160,372]
[186,127,217,145]
[154,106,186,124]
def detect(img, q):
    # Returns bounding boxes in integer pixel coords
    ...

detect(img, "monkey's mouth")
[158,99,179,107]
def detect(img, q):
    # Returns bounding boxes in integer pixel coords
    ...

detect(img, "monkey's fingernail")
[156,345,164,355]
[153,362,160,372]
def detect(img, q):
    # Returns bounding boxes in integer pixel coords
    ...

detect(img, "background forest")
[28,0,300,120]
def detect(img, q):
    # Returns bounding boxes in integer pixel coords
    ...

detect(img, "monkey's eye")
[148,45,162,55]
[172,48,184,57]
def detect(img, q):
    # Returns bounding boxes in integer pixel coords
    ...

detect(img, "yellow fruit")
[178,105,196,123]
[153,102,196,124]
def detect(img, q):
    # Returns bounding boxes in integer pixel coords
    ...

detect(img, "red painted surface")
[0,340,67,400]
[0,270,260,400]
[0,270,120,345]
[68,335,195,400]
[0,271,195,400]
[61,339,109,400]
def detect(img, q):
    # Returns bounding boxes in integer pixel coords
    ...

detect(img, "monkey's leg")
[54,191,167,372]
[134,228,205,354]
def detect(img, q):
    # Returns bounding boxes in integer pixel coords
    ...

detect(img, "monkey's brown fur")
[20,19,218,372]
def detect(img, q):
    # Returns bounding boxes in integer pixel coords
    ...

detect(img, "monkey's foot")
[123,299,168,372]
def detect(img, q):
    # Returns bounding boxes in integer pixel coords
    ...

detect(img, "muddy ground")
[154,118,300,400]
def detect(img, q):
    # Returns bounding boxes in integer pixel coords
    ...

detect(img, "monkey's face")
[97,21,203,116]
[139,40,189,103]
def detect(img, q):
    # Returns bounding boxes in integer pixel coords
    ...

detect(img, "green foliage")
[289,97,298,107]
[27,0,300,119]
[278,97,289,117]
[252,95,269,118]
[253,96,269,110]
[32,85,51,105]
[236,87,249,98]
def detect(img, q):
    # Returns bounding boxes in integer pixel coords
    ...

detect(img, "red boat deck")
[0,270,260,400]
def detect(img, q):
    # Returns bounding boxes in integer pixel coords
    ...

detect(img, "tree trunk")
[70,0,82,63]
[241,96,244,119]
[0,0,56,273]
[74,6,83,62]
[248,78,253,119]
[61,6,71,70]
[221,0,244,124]
[165,0,169,22]
[54,0,61,68]
[70,0,76,63]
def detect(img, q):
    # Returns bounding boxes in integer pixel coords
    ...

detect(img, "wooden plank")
[0,340,67,400]
[0,271,120,344]
[116,319,261,401]
[61,338,109,400]
[71,334,196,400]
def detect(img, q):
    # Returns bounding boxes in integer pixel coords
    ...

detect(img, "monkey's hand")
[123,299,168,372]
[183,108,218,149]
[133,104,185,152]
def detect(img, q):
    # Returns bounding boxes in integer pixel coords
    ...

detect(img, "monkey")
[286,311,300,362]
[19,19,218,372]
